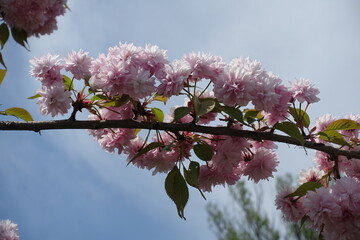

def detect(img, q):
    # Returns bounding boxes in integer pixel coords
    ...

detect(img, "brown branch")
[1,119,360,159]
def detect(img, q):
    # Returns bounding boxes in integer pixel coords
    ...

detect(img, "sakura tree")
[1,2,360,240]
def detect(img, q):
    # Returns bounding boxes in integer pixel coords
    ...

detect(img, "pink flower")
[263,84,292,125]
[0,0,67,37]
[213,57,261,106]
[241,147,278,183]
[275,187,306,222]
[250,72,281,112]
[141,44,168,79]
[198,134,250,192]
[156,61,189,97]
[345,158,360,181]
[290,78,320,104]
[37,83,72,117]
[64,49,92,80]
[313,114,335,134]
[298,167,326,184]
[127,67,156,100]
[302,177,360,239]
[88,103,135,154]
[30,53,63,86]
[183,52,225,81]
[98,128,135,154]
[0,220,19,240]
[303,187,341,229]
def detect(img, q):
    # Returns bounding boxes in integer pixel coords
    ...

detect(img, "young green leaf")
[173,106,192,122]
[0,23,10,49]
[221,105,244,122]
[4,107,33,121]
[289,107,310,128]
[0,69,7,86]
[244,109,261,124]
[193,143,213,161]
[27,93,41,99]
[324,119,360,131]
[285,181,323,198]
[11,27,29,50]
[196,98,216,116]
[318,131,350,146]
[128,142,163,165]
[0,52,6,69]
[275,121,305,145]
[90,95,107,101]
[183,161,200,188]
[63,75,74,90]
[151,107,164,122]
[153,95,168,104]
[165,166,189,220]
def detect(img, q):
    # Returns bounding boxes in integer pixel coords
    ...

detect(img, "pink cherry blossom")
[64,49,92,80]
[250,72,281,112]
[156,60,189,97]
[0,0,67,37]
[290,78,320,104]
[141,44,168,79]
[263,84,292,125]
[0,220,19,240]
[88,103,135,154]
[302,187,341,229]
[37,83,72,117]
[275,187,306,222]
[213,57,262,106]
[298,167,326,184]
[30,53,63,86]
[241,147,278,183]
[183,52,225,81]
[127,67,156,100]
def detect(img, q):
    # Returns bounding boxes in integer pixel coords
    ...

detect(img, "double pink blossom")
[0,0,67,37]
[0,220,19,240]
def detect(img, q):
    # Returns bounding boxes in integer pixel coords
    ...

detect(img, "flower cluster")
[276,177,360,240]
[0,220,19,240]
[29,42,360,235]
[0,0,67,37]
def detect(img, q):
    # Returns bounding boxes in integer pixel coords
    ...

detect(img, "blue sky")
[0,1,359,239]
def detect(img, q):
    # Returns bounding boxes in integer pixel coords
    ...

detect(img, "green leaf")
[221,105,243,122]
[285,181,323,198]
[151,107,164,122]
[0,52,6,69]
[90,95,107,101]
[244,110,261,124]
[0,69,7,86]
[275,121,305,145]
[27,93,41,99]
[184,161,200,188]
[289,107,310,128]
[173,106,192,122]
[165,166,189,220]
[300,215,309,229]
[0,23,10,49]
[193,143,213,161]
[11,27,29,50]
[196,98,216,116]
[324,119,360,131]
[102,95,130,107]
[4,107,33,121]
[63,75,74,90]
[128,142,163,164]
[153,95,168,104]
[318,130,350,146]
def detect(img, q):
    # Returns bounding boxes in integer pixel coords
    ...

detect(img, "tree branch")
[1,119,359,159]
